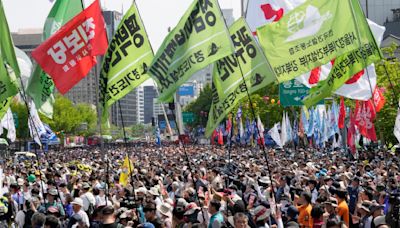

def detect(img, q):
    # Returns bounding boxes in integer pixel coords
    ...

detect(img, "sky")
[3,0,242,50]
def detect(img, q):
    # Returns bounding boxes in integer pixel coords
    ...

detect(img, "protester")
[0,142,397,228]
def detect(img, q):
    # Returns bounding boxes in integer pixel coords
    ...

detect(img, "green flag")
[0,0,19,114]
[99,2,154,123]
[257,0,368,83]
[0,0,20,78]
[149,0,234,102]
[302,0,383,107]
[27,0,83,118]
[205,18,276,137]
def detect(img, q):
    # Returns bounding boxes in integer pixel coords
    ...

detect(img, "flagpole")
[16,81,48,211]
[218,1,277,204]
[117,100,136,201]
[168,103,207,223]
[80,0,85,9]
[235,55,277,205]
[227,113,234,184]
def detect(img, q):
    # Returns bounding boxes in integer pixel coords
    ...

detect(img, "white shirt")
[73,210,90,227]
[80,192,95,211]
[15,210,25,228]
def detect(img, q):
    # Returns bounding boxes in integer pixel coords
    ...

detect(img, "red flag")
[373,87,385,112]
[347,111,357,155]
[226,118,232,135]
[211,130,217,145]
[338,97,346,129]
[218,129,224,145]
[354,100,377,141]
[32,0,107,94]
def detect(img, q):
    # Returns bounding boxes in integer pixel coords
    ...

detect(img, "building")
[360,0,400,25]
[143,86,157,124]
[11,29,42,59]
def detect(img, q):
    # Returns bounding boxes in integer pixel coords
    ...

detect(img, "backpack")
[84,195,94,216]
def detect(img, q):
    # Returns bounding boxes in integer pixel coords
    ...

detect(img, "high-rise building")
[143,86,157,124]
[360,0,400,25]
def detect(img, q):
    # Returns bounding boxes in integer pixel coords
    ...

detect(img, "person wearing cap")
[355,201,372,228]
[347,177,361,214]
[71,197,90,227]
[252,205,270,228]
[296,192,313,228]
[42,188,65,217]
[369,201,384,227]
[80,182,95,214]
[157,203,172,228]
[334,188,349,227]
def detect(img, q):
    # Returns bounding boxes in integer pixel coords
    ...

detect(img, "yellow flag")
[119,155,133,187]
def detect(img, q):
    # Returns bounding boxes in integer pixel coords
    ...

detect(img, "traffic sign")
[279,79,324,107]
[182,112,195,124]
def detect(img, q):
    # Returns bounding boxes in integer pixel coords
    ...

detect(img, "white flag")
[295,20,385,100]
[239,118,244,139]
[246,0,306,33]
[394,107,400,143]
[257,116,264,140]
[1,109,16,142]
[28,102,46,146]
[281,112,287,145]
[269,123,283,147]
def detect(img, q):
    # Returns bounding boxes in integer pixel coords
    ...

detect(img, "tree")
[374,43,400,145]
[40,95,97,136]
[75,103,97,136]
[185,84,213,126]
[10,101,29,139]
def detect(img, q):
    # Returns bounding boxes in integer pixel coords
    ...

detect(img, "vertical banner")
[149,0,234,102]
[205,18,276,136]
[99,2,154,122]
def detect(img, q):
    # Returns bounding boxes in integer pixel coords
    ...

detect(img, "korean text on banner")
[148,0,234,102]
[99,2,154,122]
[32,0,108,94]
[256,0,365,83]
[205,18,276,136]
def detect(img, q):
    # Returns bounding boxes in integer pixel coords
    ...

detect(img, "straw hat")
[157,203,172,217]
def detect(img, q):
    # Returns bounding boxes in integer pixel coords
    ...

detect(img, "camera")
[120,196,139,209]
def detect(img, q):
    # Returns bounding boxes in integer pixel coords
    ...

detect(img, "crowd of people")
[0,143,398,228]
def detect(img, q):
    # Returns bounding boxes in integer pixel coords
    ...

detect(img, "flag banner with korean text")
[148,0,234,102]
[27,0,83,118]
[0,1,20,109]
[205,18,276,137]
[99,2,154,123]
[32,0,108,95]
[302,3,383,108]
[256,0,371,83]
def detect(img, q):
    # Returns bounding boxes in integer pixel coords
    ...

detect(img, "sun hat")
[252,205,269,222]
[71,198,84,207]
[157,203,172,217]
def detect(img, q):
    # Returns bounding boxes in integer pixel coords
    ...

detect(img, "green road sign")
[182,112,195,124]
[279,79,324,107]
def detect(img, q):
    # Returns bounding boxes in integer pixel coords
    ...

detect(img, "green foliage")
[185,84,213,126]
[40,95,97,136]
[374,43,400,145]
[10,101,29,139]
[131,124,153,138]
